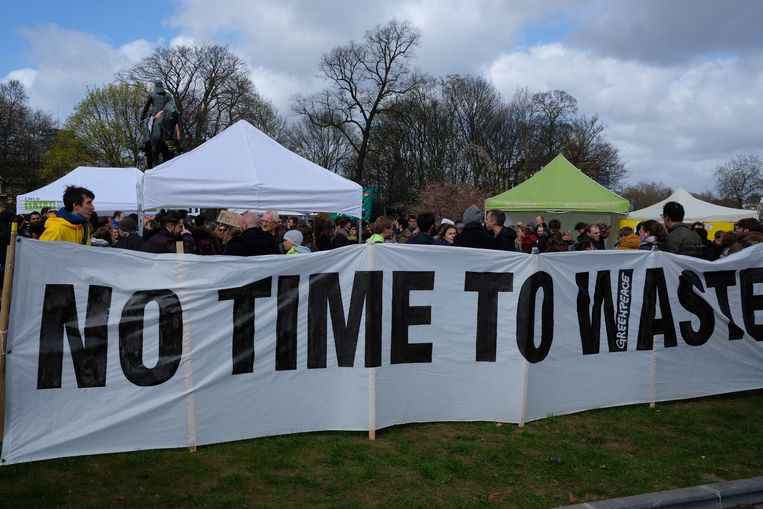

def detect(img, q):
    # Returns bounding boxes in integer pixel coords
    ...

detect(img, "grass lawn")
[1,390,761,509]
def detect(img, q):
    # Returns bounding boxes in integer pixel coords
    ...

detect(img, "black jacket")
[494,227,517,251]
[142,228,195,254]
[332,229,352,249]
[406,232,435,245]
[114,232,145,251]
[223,227,278,256]
[454,223,497,250]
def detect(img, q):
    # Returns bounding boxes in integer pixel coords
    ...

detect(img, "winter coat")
[616,233,641,250]
[114,232,145,251]
[223,227,277,256]
[665,223,702,257]
[142,228,195,254]
[332,229,352,249]
[406,232,435,245]
[639,237,665,251]
[454,222,497,250]
[39,212,91,245]
[495,227,517,252]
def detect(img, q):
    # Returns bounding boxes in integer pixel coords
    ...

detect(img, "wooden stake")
[368,368,377,440]
[518,360,530,427]
[650,348,657,408]
[367,242,376,440]
[0,223,19,440]
[174,240,197,452]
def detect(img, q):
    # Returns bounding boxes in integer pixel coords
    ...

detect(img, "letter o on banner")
[516,271,554,363]
[119,289,183,386]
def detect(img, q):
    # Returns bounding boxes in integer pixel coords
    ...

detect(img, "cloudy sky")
[3,0,762,193]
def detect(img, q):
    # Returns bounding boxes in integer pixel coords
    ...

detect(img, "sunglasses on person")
[218,227,227,232]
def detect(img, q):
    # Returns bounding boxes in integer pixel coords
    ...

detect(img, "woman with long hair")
[638,220,666,251]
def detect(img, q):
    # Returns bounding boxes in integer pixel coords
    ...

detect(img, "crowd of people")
[384,202,763,260]
[1,186,762,280]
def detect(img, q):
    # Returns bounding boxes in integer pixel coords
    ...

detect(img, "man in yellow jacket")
[40,185,95,245]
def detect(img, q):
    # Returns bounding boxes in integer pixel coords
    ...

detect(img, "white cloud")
[4,1,761,198]
[3,25,154,121]
[169,34,198,48]
[118,39,155,62]
[485,44,763,191]
[3,68,38,91]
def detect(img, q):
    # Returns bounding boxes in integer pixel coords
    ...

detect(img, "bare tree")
[532,90,577,163]
[619,181,672,211]
[0,80,56,198]
[293,19,423,183]
[714,154,762,209]
[692,190,738,208]
[408,180,490,223]
[441,75,514,189]
[286,116,352,173]
[564,114,627,189]
[121,44,283,148]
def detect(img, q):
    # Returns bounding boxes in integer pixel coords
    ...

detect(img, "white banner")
[3,239,763,464]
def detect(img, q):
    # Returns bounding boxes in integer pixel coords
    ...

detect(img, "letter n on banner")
[38,285,112,389]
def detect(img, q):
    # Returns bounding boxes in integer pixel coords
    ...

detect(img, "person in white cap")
[282,229,306,254]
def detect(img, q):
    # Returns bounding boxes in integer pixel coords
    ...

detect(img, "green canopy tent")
[484,154,629,243]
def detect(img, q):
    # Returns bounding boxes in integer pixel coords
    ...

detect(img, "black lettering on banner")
[637,268,677,350]
[704,270,745,340]
[391,271,434,364]
[218,277,273,374]
[677,270,714,346]
[119,290,183,386]
[740,268,763,341]
[576,270,631,355]
[464,272,514,362]
[516,271,554,363]
[276,276,300,371]
[37,285,112,389]
[307,272,383,368]
[615,270,634,351]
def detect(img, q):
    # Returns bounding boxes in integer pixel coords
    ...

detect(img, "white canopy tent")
[141,120,362,217]
[16,166,143,215]
[626,188,755,223]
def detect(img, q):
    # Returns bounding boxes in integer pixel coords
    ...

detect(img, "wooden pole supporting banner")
[650,348,657,408]
[368,368,377,441]
[0,223,19,440]
[367,242,377,440]
[518,360,530,427]
[175,241,197,453]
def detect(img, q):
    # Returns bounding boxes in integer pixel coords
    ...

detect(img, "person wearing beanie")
[114,217,145,251]
[453,204,496,250]
[282,229,304,254]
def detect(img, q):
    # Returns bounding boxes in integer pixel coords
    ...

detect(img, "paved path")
[556,476,763,509]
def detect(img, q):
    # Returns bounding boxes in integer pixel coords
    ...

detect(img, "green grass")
[1,391,762,508]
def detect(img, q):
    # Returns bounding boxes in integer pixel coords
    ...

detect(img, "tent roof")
[16,166,142,214]
[142,120,362,217]
[626,188,756,223]
[484,154,629,213]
